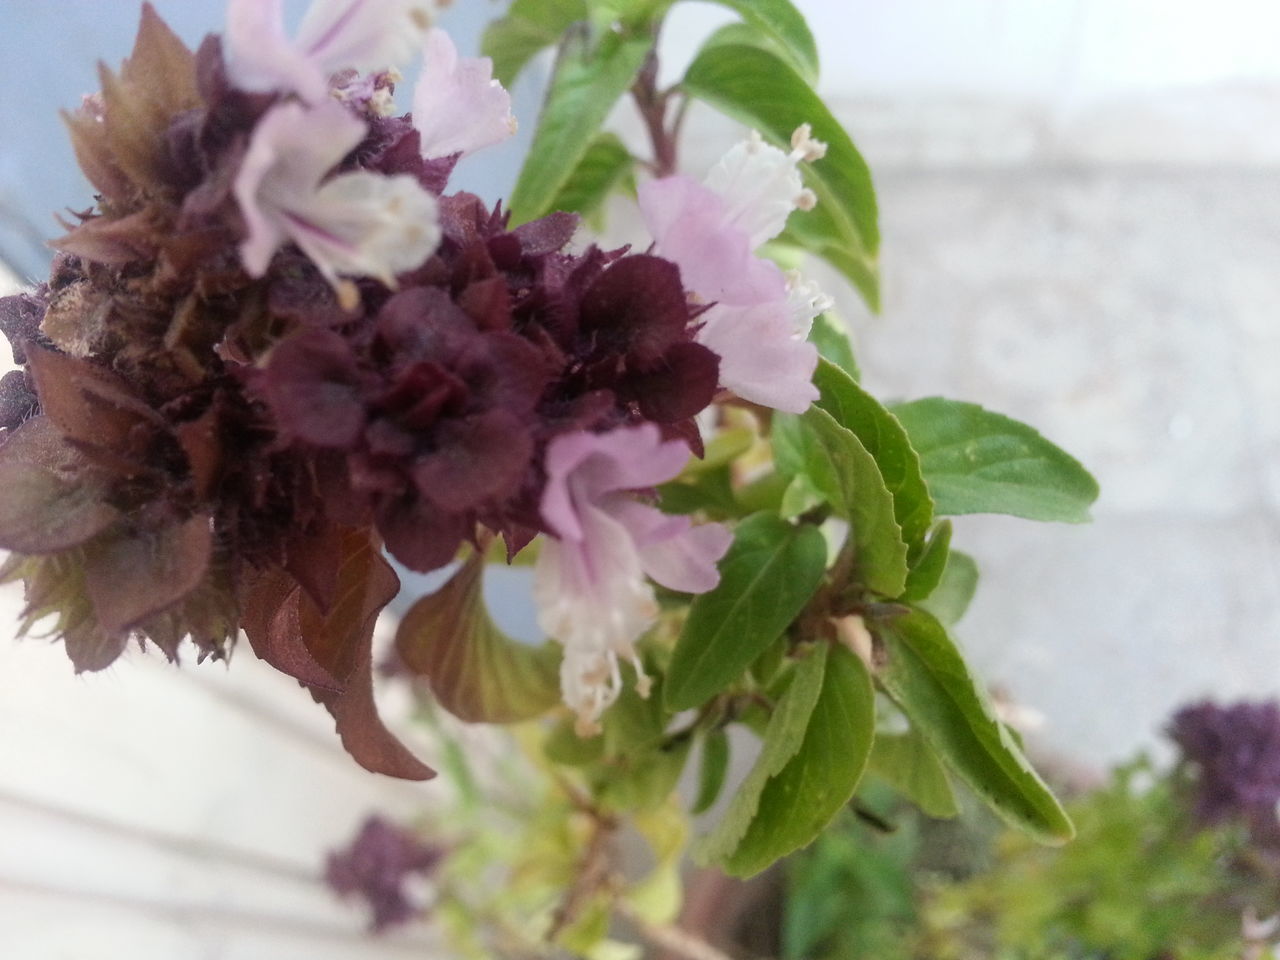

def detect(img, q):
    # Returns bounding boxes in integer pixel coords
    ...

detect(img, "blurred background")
[0,0,1277,955]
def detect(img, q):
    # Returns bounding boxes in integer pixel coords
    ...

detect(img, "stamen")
[790,124,828,163]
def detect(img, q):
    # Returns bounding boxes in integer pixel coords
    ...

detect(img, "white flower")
[412,29,517,160]
[637,125,831,414]
[234,100,440,297]
[225,0,433,104]
[534,426,731,736]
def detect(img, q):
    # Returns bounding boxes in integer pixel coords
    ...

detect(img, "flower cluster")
[0,0,832,772]
[1170,700,1280,827]
[326,815,444,932]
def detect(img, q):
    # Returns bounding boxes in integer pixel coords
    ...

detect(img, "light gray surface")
[842,132,1280,766]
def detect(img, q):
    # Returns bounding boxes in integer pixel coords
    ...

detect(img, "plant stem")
[632,49,678,177]
[616,901,739,960]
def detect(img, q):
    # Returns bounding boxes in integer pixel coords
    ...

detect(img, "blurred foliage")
[785,756,1280,960]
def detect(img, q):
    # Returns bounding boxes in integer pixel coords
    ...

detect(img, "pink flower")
[225,0,433,104]
[412,29,516,160]
[533,425,732,735]
[638,127,833,414]
[234,100,441,298]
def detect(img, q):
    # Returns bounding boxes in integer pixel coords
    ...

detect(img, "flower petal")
[234,101,369,276]
[534,507,657,734]
[226,0,432,104]
[225,0,329,102]
[704,130,809,249]
[540,424,692,542]
[609,499,730,594]
[637,175,786,307]
[697,301,819,414]
[298,0,433,79]
[413,28,516,159]
[234,101,441,283]
[290,170,441,284]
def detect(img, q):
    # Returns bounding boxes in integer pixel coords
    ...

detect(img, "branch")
[616,902,739,960]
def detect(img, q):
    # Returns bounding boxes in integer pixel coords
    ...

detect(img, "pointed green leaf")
[697,644,828,864]
[692,728,731,815]
[665,512,828,711]
[548,131,635,221]
[869,728,959,819]
[901,520,952,603]
[808,312,861,382]
[874,609,1073,843]
[773,407,909,597]
[481,0,588,87]
[508,22,652,224]
[918,549,979,626]
[721,646,876,876]
[395,555,561,723]
[891,397,1099,523]
[813,359,933,550]
[693,0,818,85]
[681,43,879,308]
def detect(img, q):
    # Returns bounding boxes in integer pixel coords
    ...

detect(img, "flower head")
[233,100,441,296]
[413,28,517,160]
[225,0,433,104]
[534,425,731,735]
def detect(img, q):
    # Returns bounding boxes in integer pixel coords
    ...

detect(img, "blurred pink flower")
[534,425,731,735]
[638,127,833,413]
[413,28,517,160]
[225,0,432,104]
[234,101,441,294]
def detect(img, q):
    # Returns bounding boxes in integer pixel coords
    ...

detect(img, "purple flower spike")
[326,815,444,934]
[534,425,731,735]
[1169,700,1280,825]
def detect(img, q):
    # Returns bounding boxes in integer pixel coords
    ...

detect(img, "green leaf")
[874,609,1073,843]
[602,662,669,754]
[697,644,828,864]
[682,44,879,308]
[481,0,588,87]
[508,22,652,224]
[665,512,828,711]
[813,359,933,551]
[395,555,561,723]
[694,21,814,88]
[891,398,1100,523]
[868,728,959,819]
[901,520,952,603]
[657,464,740,518]
[696,0,819,83]
[545,718,606,765]
[918,549,979,626]
[596,736,693,812]
[773,408,909,597]
[783,211,881,311]
[722,646,876,876]
[692,728,731,815]
[547,131,635,221]
[808,312,861,382]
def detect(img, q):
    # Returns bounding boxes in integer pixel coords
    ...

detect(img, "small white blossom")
[534,426,731,736]
[234,101,441,297]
